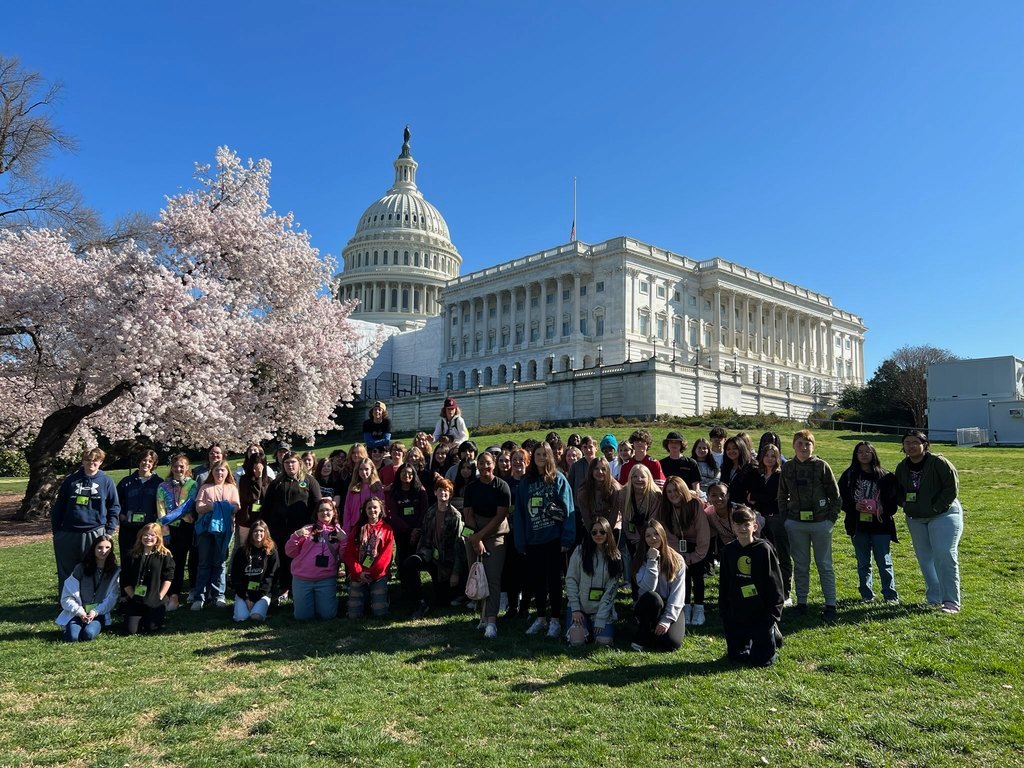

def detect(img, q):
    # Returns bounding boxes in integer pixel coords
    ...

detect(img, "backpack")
[464,559,490,601]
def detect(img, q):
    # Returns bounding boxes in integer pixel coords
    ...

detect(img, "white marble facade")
[338,130,867,413]
[438,237,865,399]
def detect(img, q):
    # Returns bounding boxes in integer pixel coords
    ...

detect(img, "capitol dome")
[337,127,461,330]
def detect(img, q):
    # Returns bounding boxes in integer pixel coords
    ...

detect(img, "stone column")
[540,279,548,340]
[714,287,722,353]
[572,272,581,339]
[556,275,564,339]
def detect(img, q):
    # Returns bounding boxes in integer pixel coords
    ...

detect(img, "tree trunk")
[16,382,130,520]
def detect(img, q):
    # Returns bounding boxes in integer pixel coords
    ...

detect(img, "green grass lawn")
[1,430,1022,767]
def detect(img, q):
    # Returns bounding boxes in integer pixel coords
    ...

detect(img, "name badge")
[84,603,96,613]
[252,502,262,513]
[314,554,329,568]
[170,519,181,528]
[298,481,308,489]
[530,497,543,509]
[906,492,917,503]
[678,540,689,554]
[362,555,374,568]
[628,522,636,533]
[588,588,603,601]
[247,580,260,591]
[432,548,440,560]
[859,513,873,523]
[800,510,813,521]
[740,584,758,599]
[131,513,145,523]
[135,585,148,598]
[461,526,475,538]
[403,506,415,517]
[75,495,90,506]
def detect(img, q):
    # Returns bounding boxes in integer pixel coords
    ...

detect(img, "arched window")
[402,289,409,310]
[457,371,466,389]
[527,360,537,381]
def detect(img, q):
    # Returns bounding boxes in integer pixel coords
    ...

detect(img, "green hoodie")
[894,453,959,519]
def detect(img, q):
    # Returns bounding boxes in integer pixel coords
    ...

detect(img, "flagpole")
[573,176,577,242]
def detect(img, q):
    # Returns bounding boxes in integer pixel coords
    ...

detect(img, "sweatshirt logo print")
[74,481,99,497]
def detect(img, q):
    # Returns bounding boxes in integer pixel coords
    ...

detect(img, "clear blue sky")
[9,2,1024,375]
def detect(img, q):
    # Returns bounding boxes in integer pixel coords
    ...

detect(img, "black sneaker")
[822,605,839,624]
[791,603,808,618]
[772,622,784,649]
[411,601,429,620]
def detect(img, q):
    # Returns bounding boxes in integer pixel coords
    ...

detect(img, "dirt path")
[0,494,50,548]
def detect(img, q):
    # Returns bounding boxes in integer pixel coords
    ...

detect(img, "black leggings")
[633,591,685,651]
[526,539,564,619]
[124,602,166,635]
[684,554,707,605]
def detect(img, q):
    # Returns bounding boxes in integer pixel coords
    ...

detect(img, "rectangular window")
[501,330,509,346]
[463,314,470,325]
[562,320,570,337]
[516,299,525,311]
[656,317,666,339]
[462,339,469,354]
[639,314,650,335]
[580,315,588,335]
[689,325,698,346]
[516,326,524,344]
[451,342,457,357]
[673,322,682,344]
[545,323,554,340]
[530,327,539,342]
[595,316,604,337]
[639,281,650,295]
[530,296,539,308]
[688,295,697,307]
[546,294,554,304]
[845,338,851,349]
[562,289,570,301]
[488,307,496,318]
[580,285,587,296]
[475,338,482,352]
[451,315,458,325]
[596,281,605,293]
[656,285,666,299]
[476,310,482,322]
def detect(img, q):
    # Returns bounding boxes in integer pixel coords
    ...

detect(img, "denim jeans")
[564,607,615,646]
[292,576,338,620]
[784,519,836,605]
[851,533,898,601]
[62,616,106,642]
[905,502,963,606]
[194,531,229,603]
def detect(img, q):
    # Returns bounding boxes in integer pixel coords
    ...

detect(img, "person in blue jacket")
[514,441,576,639]
[116,449,162,570]
[52,448,120,594]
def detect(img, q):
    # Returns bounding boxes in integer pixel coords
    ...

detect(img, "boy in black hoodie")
[719,506,785,666]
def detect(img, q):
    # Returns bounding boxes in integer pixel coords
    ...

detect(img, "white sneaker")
[546,619,562,639]
[783,597,794,608]
[526,617,549,635]
[476,619,487,630]
[691,605,706,626]
[498,592,509,614]
[683,605,692,623]
[484,623,498,639]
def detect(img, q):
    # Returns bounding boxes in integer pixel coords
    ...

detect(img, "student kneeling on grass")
[565,516,621,647]
[631,520,686,652]
[719,506,785,667]
[229,521,280,622]
[343,497,394,619]
[56,535,120,642]
[285,497,343,621]
[122,524,175,635]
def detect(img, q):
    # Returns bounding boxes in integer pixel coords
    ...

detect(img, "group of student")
[51,396,964,667]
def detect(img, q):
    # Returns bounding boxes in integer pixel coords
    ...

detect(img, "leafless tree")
[890,344,959,427]
[0,55,99,237]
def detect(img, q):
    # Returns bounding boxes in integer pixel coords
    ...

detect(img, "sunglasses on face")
[590,529,607,537]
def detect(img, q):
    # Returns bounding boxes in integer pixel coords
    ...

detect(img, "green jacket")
[777,456,841,523]
[894,453,959,519]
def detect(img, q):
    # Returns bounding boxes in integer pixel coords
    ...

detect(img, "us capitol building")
[338,129,866,428]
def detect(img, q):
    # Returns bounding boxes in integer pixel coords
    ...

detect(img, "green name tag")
[170,519,180,527]
[84,603,96,613]
[75,495,90,506]
[432,548,440,560]
[135,585,148,598]
[362,555,374,568]
[530,496,542,508]
[741,584,758,598]
[588,588,603,601]
[906,492,917,503]
[131,513,145,523]
[628,522,636,533]
[859,512,873,523]
[461,526,475,538]
[247,580,260,591]
[252,502,262,513]
[403,506,415,516]
[800,510,814,521]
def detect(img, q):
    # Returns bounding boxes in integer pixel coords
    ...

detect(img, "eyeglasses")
[590,529,607,537]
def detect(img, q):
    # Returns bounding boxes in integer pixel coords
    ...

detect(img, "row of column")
[622,269,862,381]
[444,272,587,362]
[341,280,442,317]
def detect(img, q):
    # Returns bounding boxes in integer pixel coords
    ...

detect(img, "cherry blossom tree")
[0,148,380,519]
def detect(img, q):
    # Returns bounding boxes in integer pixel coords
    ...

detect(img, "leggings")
[526,539,564,619]
[633,590,685,651]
